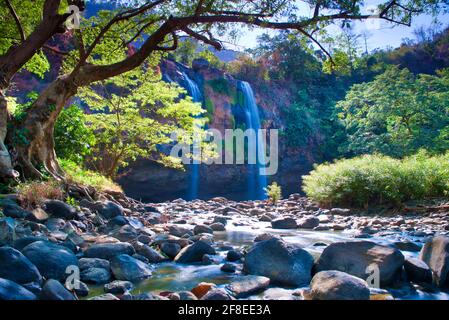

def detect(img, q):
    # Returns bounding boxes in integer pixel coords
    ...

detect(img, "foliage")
[337,66,449,157]
[302,151,449,208]
[207,78,235,96]
[54,105,96,164]
[265,182,282,204]
[60,159,122,192]
[16,180,64,209]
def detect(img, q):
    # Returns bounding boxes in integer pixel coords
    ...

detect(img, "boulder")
[393,241,422,252]
[298,216,320,229]
[271,217,297,229]
[168,225,192,237]
[191,282,216,298]
[243,238,314,287]
[0,278,37,300]
[12,236,47,251]
[160,242,182,259]
[79,258,110,271]
[0,217,16,245]
[178,291,198,300]
[174,241,216,264]
[210,222,226,231]
[111,225,138,242]
[104,280,134,294]
[201,288,234,300]
[99,201,124,219]
[84,242,135,260]
[81,268,112,284]
[404,258,432,284]
[315,241,405,287]
[0,246,42,285]
[226,276,270,298]
[110,254,152,282]
[39,279,76,300]
[213,216,228,226]
[134,243,167,263]
[419,236,449,287]
[2,203,32,219]
[193,225,213,235]
[226,250,242,262]
[43,200,76,220]
[221,263,237,273]
[89,293,120,300]
[22,241,78,281]
[310,271,370,300]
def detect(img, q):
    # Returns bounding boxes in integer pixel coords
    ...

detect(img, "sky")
[231,1,449,52]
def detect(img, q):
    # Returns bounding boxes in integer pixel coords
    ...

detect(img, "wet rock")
[310,271,370,300]
[201,288,234,300]
[107,216,128,228]
[174,240,216,264]
[178,291,198,300]
[259,214,272,222]
[111,225,138,242]
[160,242,181,259]
[254,233,277,242]
[12,236,47,251]
[132,253,149,264]
[39,279,76,300]
[243,238,314,287]
[213,216,228,226]
[226,276,270,298]
[168,225,192,237]
[133,242,167,263]
[104,280,134,294]
[210,222,226,231]
[315,241,405,287]
[84,242,135,260]
[404,258,432,284]
[226,250,242,262]
[191,282,216,299]
[298,217,320,229]
[0,217,16,245]
[2,203,32,219]
[43,200,76,220]
[89,293,120,300]
[81,268,111,284]
[0,246,42,285]
[110,254,152,282]
[73,280,90,297]
[99,201,124,219]
[0,278,37,300]
[22,241,78,281]
[193,224,213,235]
[393,241,422,252]
[79,258,110,271]
[221,263,237,273]
[419,236,449,287]
[330,208,351,216]
[271,217,297,229]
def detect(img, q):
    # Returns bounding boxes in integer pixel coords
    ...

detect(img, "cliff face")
[118,59,319,202]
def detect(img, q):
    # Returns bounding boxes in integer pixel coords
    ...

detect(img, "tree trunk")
[17,75,77,179]
[0,89,18,178]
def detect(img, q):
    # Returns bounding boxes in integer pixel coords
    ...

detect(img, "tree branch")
[181,26,222,50]
[4,0,26,42]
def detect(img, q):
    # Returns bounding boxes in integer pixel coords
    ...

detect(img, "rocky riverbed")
[1,192,449,300]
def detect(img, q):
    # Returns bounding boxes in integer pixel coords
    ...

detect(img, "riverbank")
[1,191,448,300]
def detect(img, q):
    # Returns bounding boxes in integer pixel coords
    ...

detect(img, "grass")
[16,180,64,209]
[302,151,449,208]
[60,159,122,193]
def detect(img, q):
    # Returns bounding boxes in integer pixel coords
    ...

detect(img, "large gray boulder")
[22,241,78,281]
[39,279,76,300]
[0,246,42,285]
[404,258,432,284]
[110,254,152,282]
[419,236,449,287]
[310,271,370,300]
[243,238,314,287]
[174,241,216,264]
[99,201,124,219]
[315,241,405,287]
[43,200,76,220]
[84,242,135,260]
[271,217,297,229]
[226,276,270,298]
[81,268,112,284]
[0,278,37,300]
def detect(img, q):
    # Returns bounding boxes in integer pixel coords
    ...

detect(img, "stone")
[30,208,49,222]
[178,291,198,300]
[419,236,449,287]
[213,216,228,226]
[226,276,270,298]
[104,280,134,294]
[111,225,138,242]
[22,241,79,281]
[12,236,47,251]
[298,216,320,229]
[39,279,76,300]
[191,282,216,298]
[2,203,32,219]
[99,201,124,219]
[243,238,314,287]
[309,271,370,300]
[226,250,242,262]
[168,225,192,237]
[193,224,213,235]
[315,240,405,287]
[73,281,90,297]
[134,243,167,263]
[254,233,277,242]
[81,268,111,284]
[271,217,297,229]
[0,217,16,245]
[79,258,110,271]
[330,208,352,216]
[221,263,237,273]
[0,278,37,300]
[201,288,234,300]
[110,254,152,282]
[174,240,216,264]
[89,293,120,300]
[0,246,42,285]
[43,200,76,219]
[393,241,422,252]
[160,242,181,259]
[84,242,135,260]
[404,258,432,284]
[210,222,226,231]
[259,215,272,222]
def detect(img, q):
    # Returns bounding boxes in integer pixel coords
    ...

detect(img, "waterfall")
[182,72,203,201]
[238,81,268,200]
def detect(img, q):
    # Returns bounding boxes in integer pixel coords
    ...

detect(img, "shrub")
[60,159,122,193]
[265,182,282,204]
[16,180,64,209]
[302,151,449,208]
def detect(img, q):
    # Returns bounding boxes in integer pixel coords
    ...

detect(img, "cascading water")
[182,72,203,201]
[238,81,268,200]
